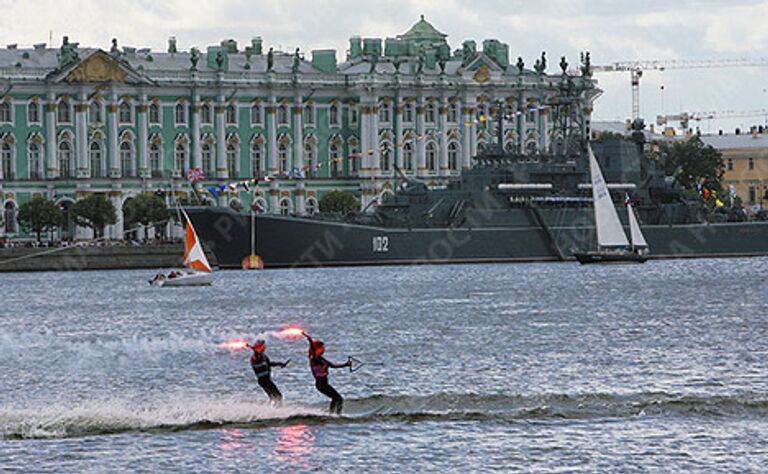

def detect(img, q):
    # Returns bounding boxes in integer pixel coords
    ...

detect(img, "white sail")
[627,200,648,249]
[589,147,629,248]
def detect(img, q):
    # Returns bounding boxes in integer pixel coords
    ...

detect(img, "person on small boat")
[249,339,290,403]
[303,332,351,415]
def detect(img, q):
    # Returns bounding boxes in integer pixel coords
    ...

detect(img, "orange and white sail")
[182,210,212,273]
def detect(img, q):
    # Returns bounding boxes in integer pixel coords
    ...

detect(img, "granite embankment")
[0,244,218,272]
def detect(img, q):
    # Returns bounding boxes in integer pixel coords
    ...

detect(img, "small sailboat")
[574,146,649,264]
[149,210,214,286]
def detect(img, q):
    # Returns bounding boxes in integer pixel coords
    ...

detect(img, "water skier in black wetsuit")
[303,332,351,415]
[249,339,290,403]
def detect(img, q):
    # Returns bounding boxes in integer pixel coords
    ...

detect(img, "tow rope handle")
[348,356,365,373]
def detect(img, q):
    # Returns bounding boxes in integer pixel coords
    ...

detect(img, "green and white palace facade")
[0,16,598,240]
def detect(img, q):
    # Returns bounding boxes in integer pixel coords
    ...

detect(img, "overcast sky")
[1,0,767,133]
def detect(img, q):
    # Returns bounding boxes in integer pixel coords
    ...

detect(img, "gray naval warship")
[185,114,768,269]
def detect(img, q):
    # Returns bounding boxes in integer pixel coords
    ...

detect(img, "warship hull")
[186,207,768,269]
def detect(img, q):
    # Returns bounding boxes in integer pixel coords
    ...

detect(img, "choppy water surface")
[2,259,768,472]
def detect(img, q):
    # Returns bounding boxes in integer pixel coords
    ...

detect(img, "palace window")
[279,198,292,216]
[226,143,238,177]
[201,143,213,174]
[749,158,755,171]
[119,102,132,124]
[278,142,290,173]
[448,142,459,171]
[749,186,756,204]
[403,102,414,123]
[403,142,414,172]
[277,105,289,125]
[526,141,538,155]
[58,141,73,178]
[349,138,359,173]
[380,142,392,172]
[174,143,188,171]
[727,158,733,171]
[175,103,187,125]
[226,104,237,125]
[425,103,436,124]
[303,104,314,125]
[251,104,262,125]
[349,106,358,127]
[28,142,41,179]
[448,103,459,123]
[90,141,104,178]
[27,102,40,124]
[378,102,391,123]
[149,103,160,124]
[251,141,263,177]
[57,100,71,123]
[120,141,134,177]
[305,142,316,177]
[329,105,339,127]
[149,143,162,176]
[4,202,17,234]
[426,142,437,173]
[306,197,318,215]
[0,102,11,124]
[1,143,13,179]
[89,102,103,123]
[201,104,212,125]
[329,143,341,177]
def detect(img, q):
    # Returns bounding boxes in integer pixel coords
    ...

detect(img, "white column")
[215,98,227,179]
[110,194,124,240]
[108,98,119,177]
[416,98,427,177]
[138,97,149,178]
[75,97,88,178]
[439,99,449,176]
[461,101,472,169]
[268,181,279,215]
[192,95,202,169]
[293,98,303,172]
[45,94,58,178]
[296,181,306,215]
[371,100,380,179]
[394,97,403,170]
[267,102,277,175]
[540,108,549,153]
[359,101,374,209]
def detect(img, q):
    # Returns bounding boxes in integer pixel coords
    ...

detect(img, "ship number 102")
[372,236,390,253]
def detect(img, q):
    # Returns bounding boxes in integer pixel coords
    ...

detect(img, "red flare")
[278,327,305,339]
[220,339,250,351]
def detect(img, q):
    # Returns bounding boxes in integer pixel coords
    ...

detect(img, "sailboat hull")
[151,271,213,287]
[573,251,648,265]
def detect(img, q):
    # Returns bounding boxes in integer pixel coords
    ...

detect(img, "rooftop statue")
[215,51,225,69]
[559,56,568,74]
[58,36,79,67]
[292,48,301,74]
[190,48,200,70]
[580,51,592,77]
[516,56,524,74]
[267,47,274,72]
[534,51,546,74]
[110,38,120,55]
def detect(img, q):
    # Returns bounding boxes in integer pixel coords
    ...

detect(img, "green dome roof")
[399,15,447,41]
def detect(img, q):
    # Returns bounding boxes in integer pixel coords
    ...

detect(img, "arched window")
[279,198,292,216]
[448,103,459,123]
[448,142,459,171]
[201,143,213,174]
[253,197,268,213]
[378,101,391,123]
[403,102,414,123]
[149,143,162,176]
[120,141,134,177]
[174,142,187,171]
[303,104,314,125]
[57,100,71,123]
[349,139,359,173]
[403,142,414,172]
[251,141,263,177]
[201,104,212,124]
[306,197,319,215]
[277,105,288,125]
[526,141,538,155]
[226,104,237,125]
[425,102,436,124]
[4,201,17,234]
[504,141,515,154]
[90,141,103,178]
[305,142,316,177]
[329,105,339,126]
[349,106,358,126]
[278,142,290,173]
[250,104,262,125]
[380,142,392,172]
[149,103,160,124]
[0,102,11,123]
[175,103,186,124]
[27,102,40,124]
[1,143,13,179]
[477,141,488,154]
[89,102,102,123]
[58,141,73,178]
[28,142,41,179]
[226,143,238,178]
[119,102,132,123]
[426,142,437,173]
[329,143,341,177]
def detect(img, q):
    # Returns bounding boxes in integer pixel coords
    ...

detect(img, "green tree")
[71,194,117,239]
[123,194,168,237]
[17,195,62,242]
[319,191,359,214]
[659,136,725,193]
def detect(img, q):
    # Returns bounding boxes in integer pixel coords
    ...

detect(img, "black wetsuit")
[251,352,285,402]
[307,339,348,414]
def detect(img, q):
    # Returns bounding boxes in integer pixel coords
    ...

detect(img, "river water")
[2,259,768,472]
